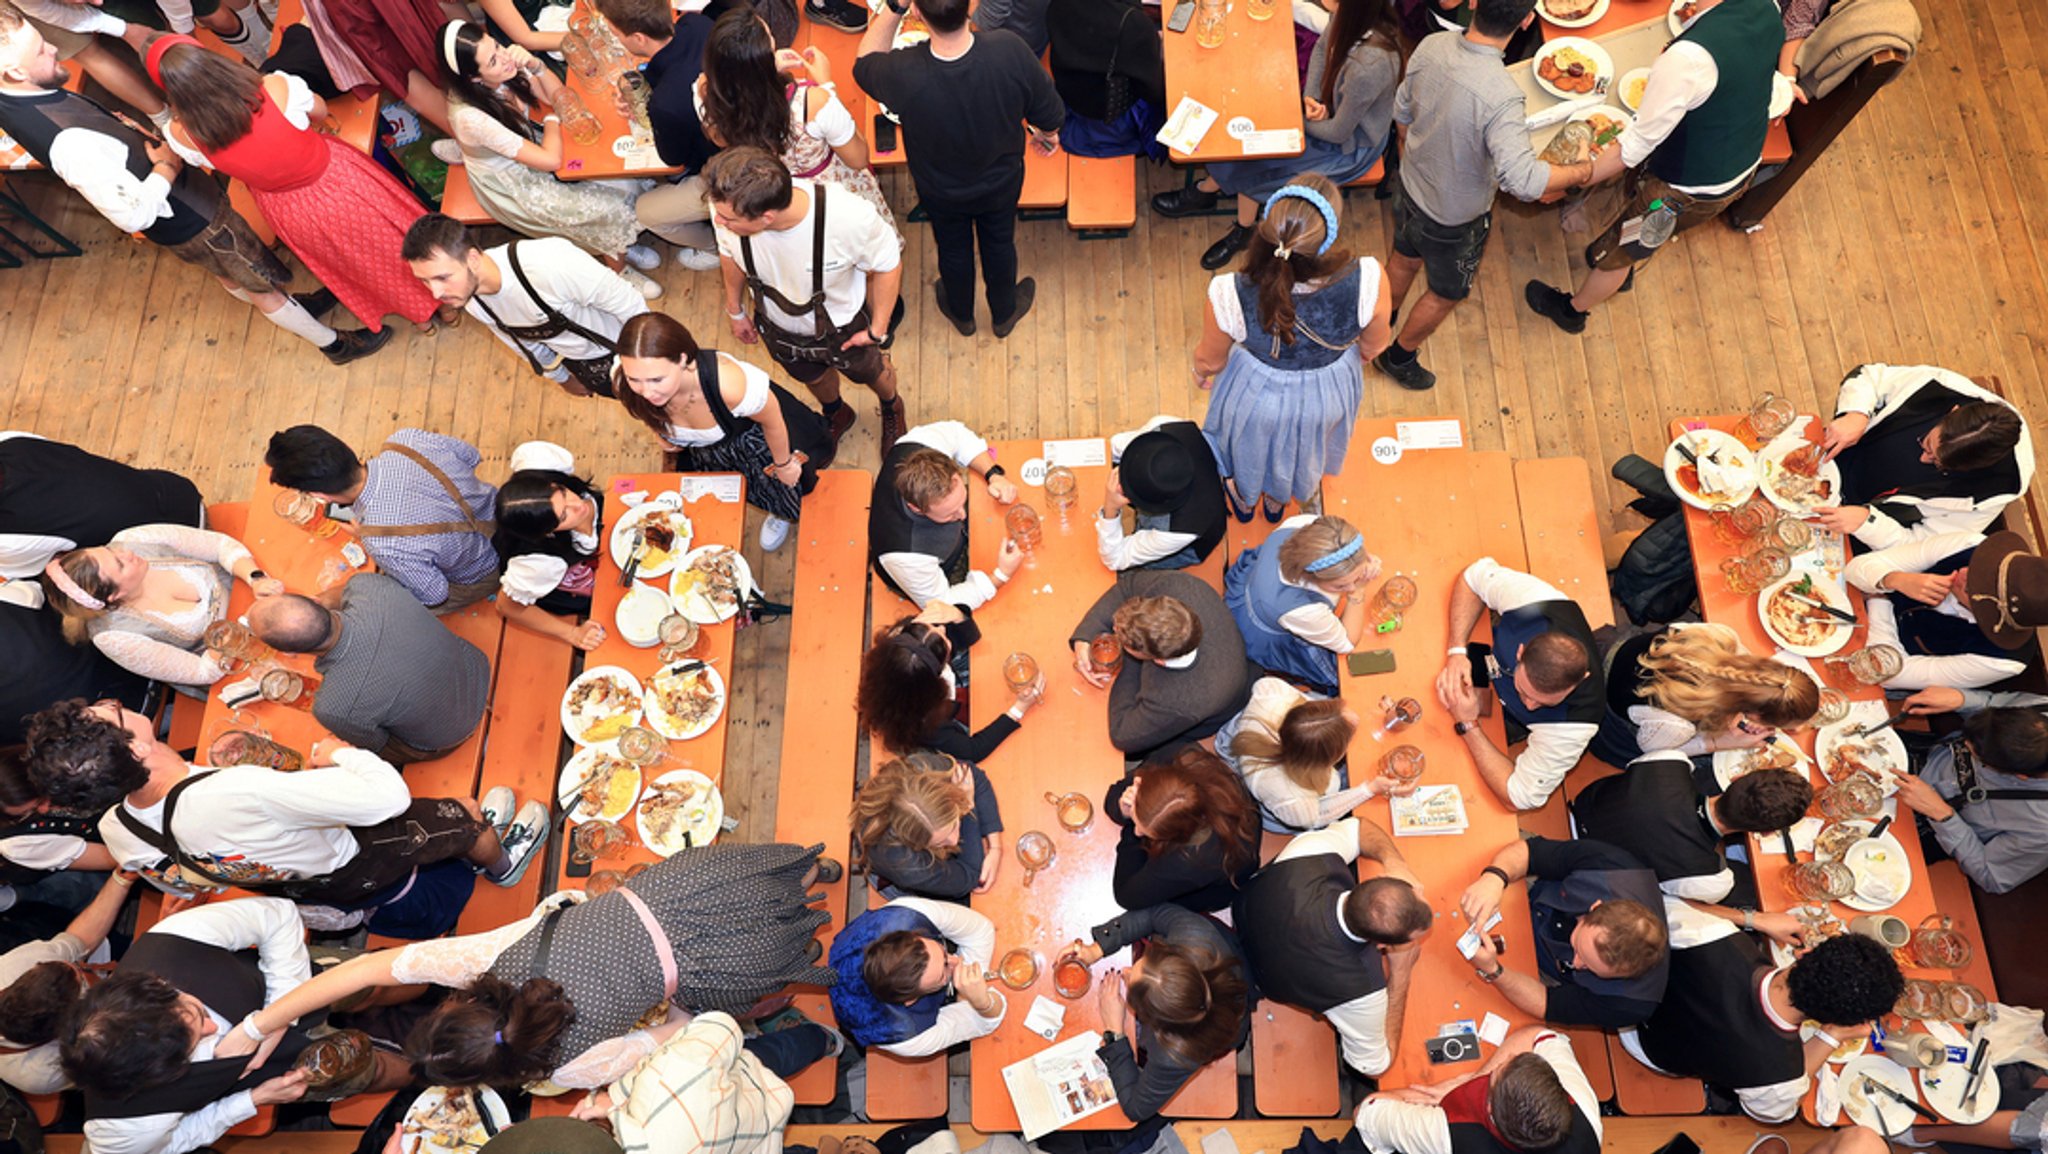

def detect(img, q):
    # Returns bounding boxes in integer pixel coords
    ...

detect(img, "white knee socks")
[230,287,338,348]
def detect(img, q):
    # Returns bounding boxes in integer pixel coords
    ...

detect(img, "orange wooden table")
[1161,1,1305,163]
[962,438,1236,1131]
[1323,417,1543,1090]
[557,1,686,181]
[549,473,746,888]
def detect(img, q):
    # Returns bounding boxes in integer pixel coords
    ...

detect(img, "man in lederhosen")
[401,214,650,399]
[263,425,500,613]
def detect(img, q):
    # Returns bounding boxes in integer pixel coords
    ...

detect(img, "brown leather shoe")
[878,395,907,457]
[826,404,856,444]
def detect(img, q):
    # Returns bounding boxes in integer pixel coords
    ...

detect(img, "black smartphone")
[1167,0,1195,31]
[874,113,898,153]
[1346,648,1397,677]
[1426,1033,1482,1065]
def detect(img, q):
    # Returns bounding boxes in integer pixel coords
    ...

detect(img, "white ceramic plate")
[1532,37,1614,101]
[1757,437,1844,514]
[1815,718,1908,795]
[637,769,723,855]
[615,583,675,648]
[1922,1047,2000,1124]
[1757,573,1855,657]
[1569,104,1635,156]
[1711,733,1811,788]
[1801,1020,1871,1065]
[1840,831,1912,911]
[1667,0,1703,34]
[670,544,753,624]
[557,741,642,824]
[560,665,644,747]
[1619,66,1653,112]
[1662,428,1757,511]
[399,1086,511,1154]
[608,497,694,578]
[1538,0,1609,29]
[643,660,727,741]
[1840,1056,1922,1135]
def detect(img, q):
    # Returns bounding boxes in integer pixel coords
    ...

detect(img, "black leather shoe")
[1200,224,1253,271]
[993,278,1036,339]
[321,325,395,366]
[1151,184,1221,218]
[293,288,338,319]
[933,282,975,336]
[1524,280,1589,334]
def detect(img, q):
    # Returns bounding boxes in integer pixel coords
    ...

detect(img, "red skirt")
[249,139,437,331]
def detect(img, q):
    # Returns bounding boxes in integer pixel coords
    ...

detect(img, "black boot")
[1200,224,1254,271]
[320,326,395,366]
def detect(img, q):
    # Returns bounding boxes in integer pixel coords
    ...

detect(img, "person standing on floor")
[854,0,1063,339]
[404,214,650,398]
[704,147,910,456]
[0,10,388,366]
[1523,0,1785,332]
[1370,0,1591,392]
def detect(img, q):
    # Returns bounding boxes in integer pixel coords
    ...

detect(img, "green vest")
[1648,0,1782,189]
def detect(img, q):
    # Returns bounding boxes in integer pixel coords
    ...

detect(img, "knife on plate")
[1787,590,1858,623]
[619,527,647,587]
[1674,439,1699,465]
[1849,711,1909,739]
[1867,813,1895,841]
[1864,1074,1941,1124]
[1961,1037,1991,1107]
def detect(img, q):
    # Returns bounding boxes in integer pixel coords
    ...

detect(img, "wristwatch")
[1455,720,1478,736]
[868,327,893,348]
[1101,1030,1122,1046]
[983,464,1007,483]
[1477,962,1506,983]
[246,569,268,583]
[885,0,908,13]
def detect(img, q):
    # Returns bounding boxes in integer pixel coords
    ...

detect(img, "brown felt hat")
[478,1118,624,1154]
[1964,531,2048,650]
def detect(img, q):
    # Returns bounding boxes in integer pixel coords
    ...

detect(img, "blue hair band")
[1262,184,1340,258]
[1304,535,1365,573]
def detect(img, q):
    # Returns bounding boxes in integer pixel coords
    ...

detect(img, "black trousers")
[922,176,1025,324]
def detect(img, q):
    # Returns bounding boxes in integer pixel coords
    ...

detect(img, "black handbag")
[1100,6,1139,122]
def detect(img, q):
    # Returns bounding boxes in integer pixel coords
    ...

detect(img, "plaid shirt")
[608,1013,793,1154]
[354,429,500,607]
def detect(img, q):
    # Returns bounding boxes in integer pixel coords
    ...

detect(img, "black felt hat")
[1119,430,1198,513]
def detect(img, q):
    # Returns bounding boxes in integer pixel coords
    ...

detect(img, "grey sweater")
[1069,570,1255,757]
[1305,31,1400,151]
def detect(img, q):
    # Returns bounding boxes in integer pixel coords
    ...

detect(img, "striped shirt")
[353,429,500,608]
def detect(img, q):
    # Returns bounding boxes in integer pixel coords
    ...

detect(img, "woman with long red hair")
[1103,745,1261,913]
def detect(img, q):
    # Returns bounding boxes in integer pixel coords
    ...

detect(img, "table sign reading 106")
[1371,436,1404,465]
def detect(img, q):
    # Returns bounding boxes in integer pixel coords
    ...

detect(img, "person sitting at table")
[1193,176,1392,523]
[0,871,131,1095]
[1571,752,1812,904]
[594,0,725,271]
[1216,678,1414,833]
[1622,905,1903,1124]
[0,597,149,749]
[1095,417,1229,574]
[869,420,1026,610]
[403,211,651,400]
[1436,557,1604,811]
[224,844,839,1089]
[0,432,204,583]
[437,21,663,299]
[614,312,833,553]
[1354,1026,1604,1154]
[851,751,1003,901]
[1524,0,1789,334]
[25,697,546,908]
[1456,836,1670,1029]
[1104,746,1261,913]
[246,576,490,764]
[264,425,502,613]
[1224,514,1381,697]
[1069,570,1257,761]
[489,442,608,652]
[857,601,1044,761]
[1592,621,1821,766]
[1067,903,1250,1122]
[2,744,118,906]
[1887,687,2048,895]
[1842,530,2042,691]
[1150,0,1398,272]
[1235,814,1430,1078]
[1814,362,2033,550]
[1043,0,1164,158]
[38,523,282,694]
[827,895,1006,1057]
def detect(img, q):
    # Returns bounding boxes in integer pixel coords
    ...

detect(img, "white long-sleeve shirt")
[876,896,1007,1059]
[1216,678,1378,831]
[1843,530,2024,689]
[1274,819,1394,1076]
[1832,363,2035,549]
[875,422,1002,610]
[470,238,650,364]
[1619,39,1792,196]
[46,122,179,235]
[81,898,312,1154]
[1354,1031,1603,1154]
[98,751,414,893]
[1461,558,1600,810]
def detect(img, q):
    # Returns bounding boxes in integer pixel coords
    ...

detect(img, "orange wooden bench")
[769,470,871,1108]
[1341,153,1387,191]
[1066,154,1135,239]
[437,164,494,226]
[1020,136,1069,219]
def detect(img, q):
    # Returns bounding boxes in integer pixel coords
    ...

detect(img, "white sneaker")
[673,246,721,271]
[491,800,551,888]
[480,785,515,839]
[622,267,664,300]
[759,515,793,552]
[430,139,464,165]
[623,243,661,270]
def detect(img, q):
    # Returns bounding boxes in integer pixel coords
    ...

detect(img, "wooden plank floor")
[3,0,2044,844]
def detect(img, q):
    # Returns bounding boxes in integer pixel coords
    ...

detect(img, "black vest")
[869,441,969,601]
[1647,0,1779,188]
[88,932,309,1120]
[1837,382,2023,512]
[1888,547,2009,660]
[1487,601,1606,727]
[1528,860,1669,1007]
[0,601,150,747]
[1125,422,1229,569]
[0,89,220,246]
[1635,931,1803,1089]
[0,807,101,886]
[1233,854,1384,1013]
[0,436,205,549]
[1570,758,1724,886]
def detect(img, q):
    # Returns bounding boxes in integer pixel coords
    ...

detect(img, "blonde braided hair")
[1637,628,1820,734]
